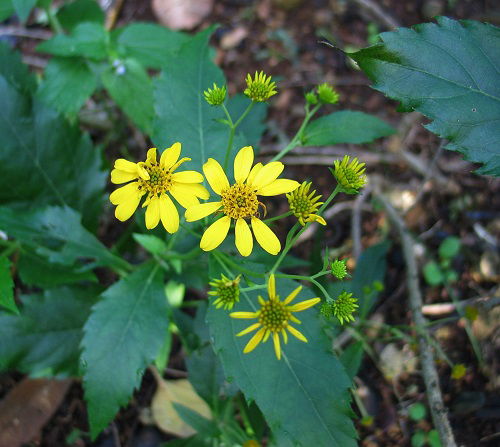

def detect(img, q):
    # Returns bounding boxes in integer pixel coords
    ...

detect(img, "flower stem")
[44,5,64,34]
[263,210,293,224]
[270,103,321,163]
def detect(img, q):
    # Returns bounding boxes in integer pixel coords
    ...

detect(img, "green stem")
[213,250,264,278]
[44,6,63,34]
[270,103,321,162]
[222,101,254,171]
[263,210,293,224]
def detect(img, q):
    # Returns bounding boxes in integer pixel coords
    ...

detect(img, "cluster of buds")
[305,83,340,105]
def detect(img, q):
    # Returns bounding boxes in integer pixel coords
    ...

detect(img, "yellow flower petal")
[288,297,321,312]
[146,148,157,165]
[257,179,300,196]
[145,195,160,229]
[137,162,150,180]
[235,218,253,257]
[267,274,276,299]
[185,201,222,221]
[236,322,261,336]
[311,214,327,225]
[243,327,266,353]
[200,215,231,251]
[263,329,271,342]
[230,311,259,319]
[160,194,179,233]
[160,142,181,170]
[110,182,140,205]
[252,162,284,190]
[203,158,230,195]
[246,162,263,186]
[115,192,142,221]
[111,169,138,184]
[283,286,302,305]
[281,328,288,344]
[234,146,254,184]
[170,183,209,209]
[273,332,281,360]
[251,218,281,255]
[114,159,137,172]
[172,171,204,184]
[286,325,308,342]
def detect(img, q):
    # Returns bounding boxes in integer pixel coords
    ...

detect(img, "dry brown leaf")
[150,370,211,437]
[152,0,214,30]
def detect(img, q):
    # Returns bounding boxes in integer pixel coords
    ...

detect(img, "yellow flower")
[286,181,326,226]
[330,155,367,194]
[185,146,299,256]
[230,275,321,360]
[110,143,209,233]
[244,71,277,102]
[208,274,241,310]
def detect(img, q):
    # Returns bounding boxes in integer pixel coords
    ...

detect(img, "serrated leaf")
[303,110,395,146]
[152,27,232,173]
[12,0,36,22]
[0,206,129,273]
[350,17,500,176]
[0,50,106,223]
[56,0,105,32]
[81,263,169,439]
[37,57,97,115]
[0,285,99,375]
[36,22,109,60]
[115,23,189,68]
[101,57,154,132]
[0,256,17,314]
[207,277,356,446]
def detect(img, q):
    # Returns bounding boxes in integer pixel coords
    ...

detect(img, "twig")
[0,25,52,39]
[422,294,499,316]
[375,188,457,447]
[348,0,400,30]
[105,0,125,30]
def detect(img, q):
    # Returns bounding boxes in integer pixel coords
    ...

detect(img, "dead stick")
[376,189,457,447]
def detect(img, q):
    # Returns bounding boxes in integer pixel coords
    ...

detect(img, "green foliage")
[302,110,395,146]
[424,236,461,286]
[81,263,169,438]
[0,285,98,375]
[409,402,427,421]
[0,256,17,314]
[350,17,500,176]
[439,236,461,259]
[423,261,444,286]
[0,42,36,94]
[0,206,128,273]
[133,233,169,256]
[12,0,36,22]
[56,0,105,32]
[207,276,357,446]
[101,58,154,132]
[339,341,364,379]
[0,1,14,21]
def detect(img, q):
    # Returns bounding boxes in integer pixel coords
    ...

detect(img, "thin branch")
[0,25,52,39]
[375,188,457,447]
[422,293,499,316]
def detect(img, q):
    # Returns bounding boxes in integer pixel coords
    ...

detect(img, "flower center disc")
[259,298,290,332]
[221,184,259,220]
[140,164,173,195]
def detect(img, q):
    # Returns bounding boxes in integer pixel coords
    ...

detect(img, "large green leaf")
[350,17,500,176]
[0,285,98,375]
[0,42,35,94]
[0,206,129,273]
[56,0,105,32]
[81,263,169,438]
[114,23,189,68]
[37,57,97,115]
[12,0,36,22]
[207,275,356,446]
[303,110,395,146]
[0,256,17,314]
[36,22,109,60]
[101,57,154,132]
[152,27,231,173]
[0,46,106,222]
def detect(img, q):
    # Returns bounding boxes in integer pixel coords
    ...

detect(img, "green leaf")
[0,52,106,223]
[37,57,97,115]
[0,206,129,273]
[114,23,189,68]
[133,233,169,256]
[173,403,218,436]
[423,261,444,286]
[152,27,230,173]
[339,341,364,379]
[227,94,268,148]
[56,0,105,32]
[82,263,169,439]
[303,110,395,146]
[0,256,17,314]
[349,17,500,176]
[18,250,96,288]
[207,277,356,446]
[0,42,36,94]
[428,429,443,447]
[411,431,427,447]
[101,58,154,132]
[409,402,427,421]
[0,1,14,22]
[36,22,109,60]
[439,236,461,259]
[0,285,99,375]
[12,0,36,22]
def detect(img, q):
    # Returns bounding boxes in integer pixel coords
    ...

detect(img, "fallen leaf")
[152,0,214,30]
